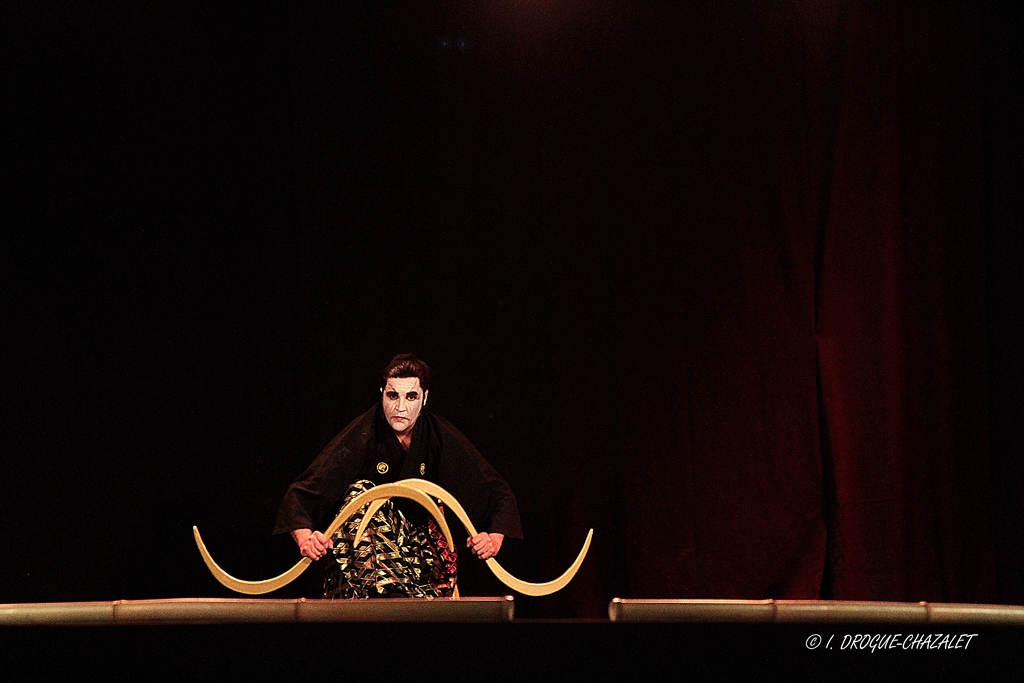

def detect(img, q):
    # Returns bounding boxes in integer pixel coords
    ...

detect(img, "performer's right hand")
[292,528,333,560]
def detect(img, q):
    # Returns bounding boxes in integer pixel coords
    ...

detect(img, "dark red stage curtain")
[582,2,997,605]
[279,1,1006,617]
[812,4,995,601]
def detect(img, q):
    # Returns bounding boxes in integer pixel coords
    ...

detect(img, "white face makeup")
[381,377,427,435]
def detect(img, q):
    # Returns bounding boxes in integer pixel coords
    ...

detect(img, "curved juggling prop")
[400,479,594,597]
[193,482,452,595]
[194,479,593,597]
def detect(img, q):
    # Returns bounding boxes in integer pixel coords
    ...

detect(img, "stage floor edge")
[3,598,1024,626]
[0,596,516,625]
[608,599,1024,625]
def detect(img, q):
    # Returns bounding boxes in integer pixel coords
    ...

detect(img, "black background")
[4,0,1023,626]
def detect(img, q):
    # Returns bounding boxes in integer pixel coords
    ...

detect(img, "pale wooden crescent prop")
[399,479,593,597]
[194,479,593,597]
[193,482,454,595]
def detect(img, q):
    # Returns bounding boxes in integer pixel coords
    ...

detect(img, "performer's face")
[382,377,427,434]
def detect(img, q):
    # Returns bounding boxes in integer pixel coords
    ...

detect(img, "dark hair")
[381,353,432,390]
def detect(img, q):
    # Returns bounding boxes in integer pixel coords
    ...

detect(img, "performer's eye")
[385,391,399,400]
[406,392,419,401]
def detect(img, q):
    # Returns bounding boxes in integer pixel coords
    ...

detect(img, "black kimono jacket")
[273,405,523,539]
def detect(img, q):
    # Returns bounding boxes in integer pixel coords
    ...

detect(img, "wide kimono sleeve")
[272,410,372,535]
[434,416,523,539]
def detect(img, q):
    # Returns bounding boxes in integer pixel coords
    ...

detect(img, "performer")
[273,354,522,598]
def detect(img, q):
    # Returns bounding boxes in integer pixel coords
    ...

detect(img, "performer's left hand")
[467,532,504,560]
